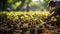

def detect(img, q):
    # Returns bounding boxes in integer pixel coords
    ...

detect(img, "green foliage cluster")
[0,11,50,24]
[7,0,21,9]
[6,0,32,10]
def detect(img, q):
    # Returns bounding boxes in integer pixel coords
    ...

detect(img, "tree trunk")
[3,0,7,11]
[0,0,3,11]
[0,0,7,11]
[17,0,25,11]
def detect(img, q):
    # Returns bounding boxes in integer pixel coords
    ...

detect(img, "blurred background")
[0,0,49,11]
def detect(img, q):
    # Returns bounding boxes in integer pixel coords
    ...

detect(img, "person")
[47,0,60,27]
[49,1,56,13]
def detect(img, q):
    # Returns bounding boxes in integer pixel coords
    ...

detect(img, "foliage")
[7,0,32,10]
[0,11,50,24]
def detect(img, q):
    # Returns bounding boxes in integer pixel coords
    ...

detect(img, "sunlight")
[32,0,38,2]
[32,0,44,2]
[41,0,44,2]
